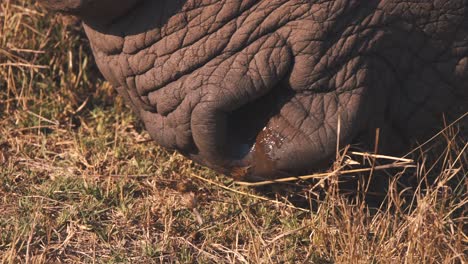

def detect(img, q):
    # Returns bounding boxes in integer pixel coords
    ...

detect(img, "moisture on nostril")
[226,126,284,180]
[249,126,285,178]
[223,87,292,179]
[256,126,285,152]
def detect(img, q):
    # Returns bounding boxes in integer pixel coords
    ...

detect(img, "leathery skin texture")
[40,0,467,181]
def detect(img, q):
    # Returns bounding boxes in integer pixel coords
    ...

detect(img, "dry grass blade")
[0,62,47,69]
[349,151,414,163]
[267,224,311,245]
[189,173,310,212]
[235,162,415,187]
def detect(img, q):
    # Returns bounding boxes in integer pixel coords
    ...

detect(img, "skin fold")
[39,0,468,180]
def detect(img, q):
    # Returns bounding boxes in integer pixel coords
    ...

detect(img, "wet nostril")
[225,84,295,156]
[225,97,273,160]
[222,84,301,180]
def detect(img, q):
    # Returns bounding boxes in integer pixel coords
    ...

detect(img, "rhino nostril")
[224,87,295,178]
[225,94,276,160]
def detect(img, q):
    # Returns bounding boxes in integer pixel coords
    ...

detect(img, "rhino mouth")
[83,0,376,180]
[46,0,465,181]
[134,49,365,181]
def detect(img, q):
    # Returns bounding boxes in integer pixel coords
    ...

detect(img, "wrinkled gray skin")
[40,0,467,180]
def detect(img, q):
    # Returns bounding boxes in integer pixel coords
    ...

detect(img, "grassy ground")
[0,1,466,263]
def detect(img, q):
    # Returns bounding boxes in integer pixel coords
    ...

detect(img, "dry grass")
[0,1,466,263]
